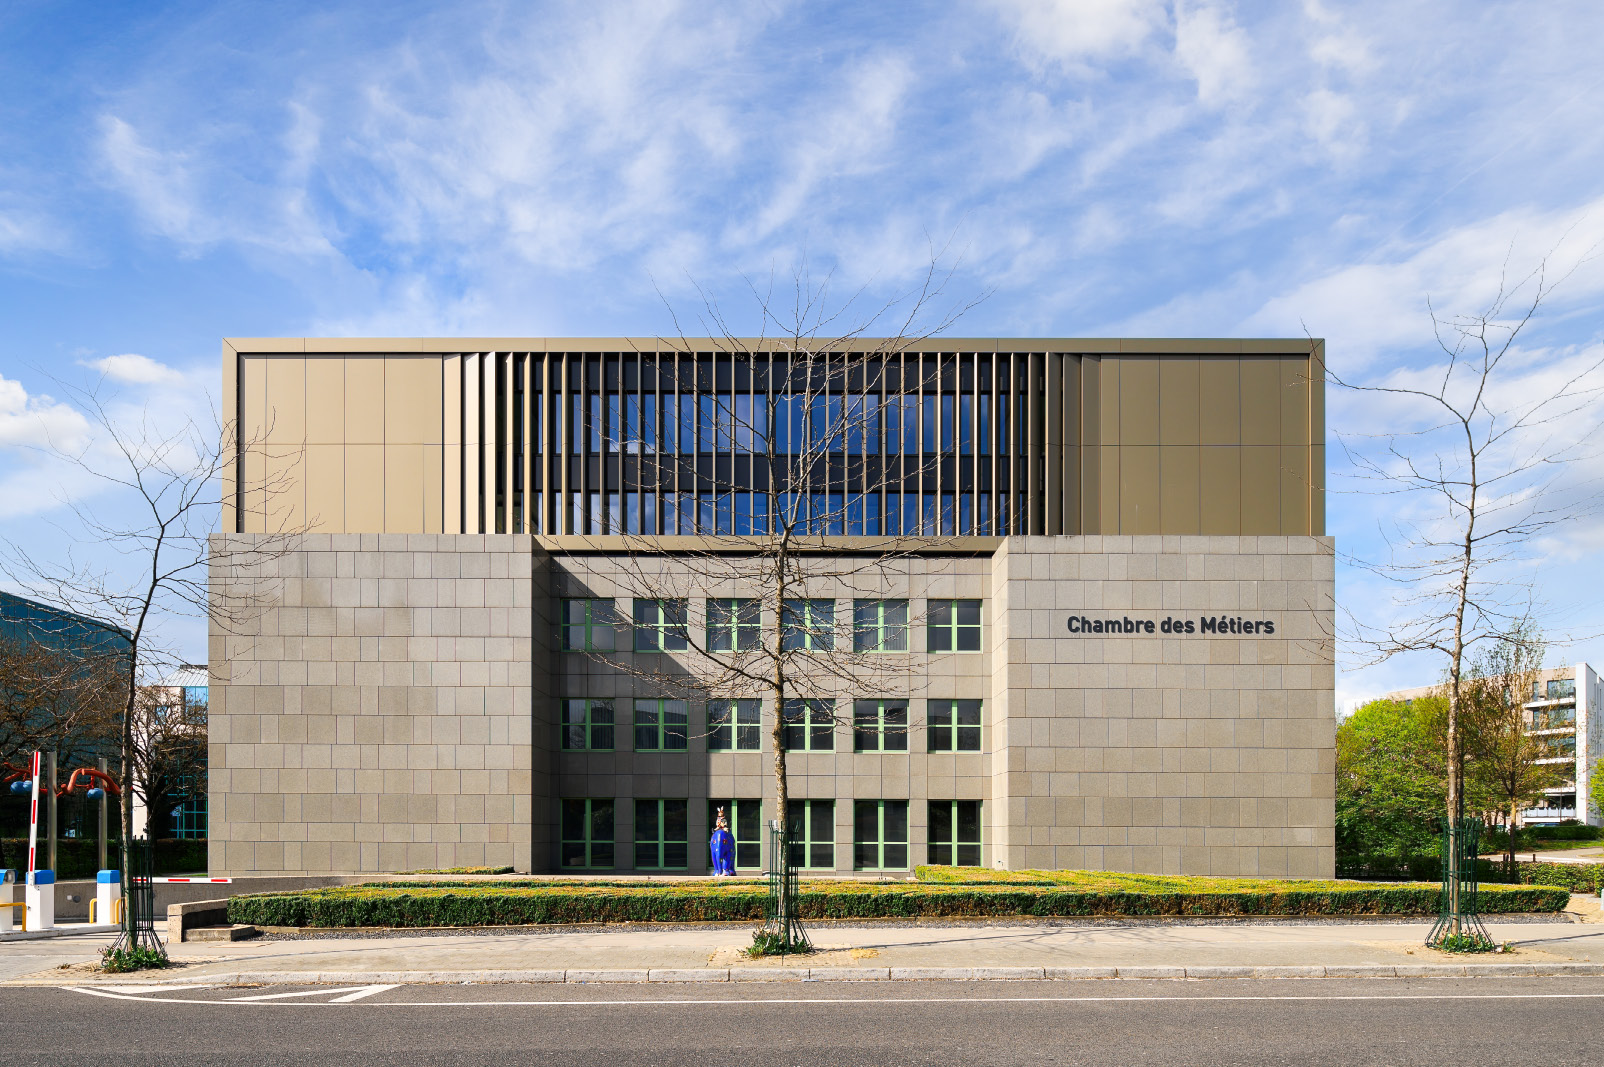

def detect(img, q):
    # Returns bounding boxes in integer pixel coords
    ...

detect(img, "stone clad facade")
[211,532,1333,877]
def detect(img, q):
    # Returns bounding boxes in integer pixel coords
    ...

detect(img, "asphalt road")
[6,977,1602,1066]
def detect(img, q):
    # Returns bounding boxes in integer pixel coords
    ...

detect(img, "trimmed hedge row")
[1339,856,1604,894]
[227,879,1569,928]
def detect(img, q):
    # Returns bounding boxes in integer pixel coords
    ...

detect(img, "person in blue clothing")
[710,806,736,876]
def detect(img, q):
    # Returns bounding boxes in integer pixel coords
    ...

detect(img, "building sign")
[1066,615,1277,636]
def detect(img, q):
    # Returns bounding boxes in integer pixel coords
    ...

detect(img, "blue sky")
[2,0,1603,704]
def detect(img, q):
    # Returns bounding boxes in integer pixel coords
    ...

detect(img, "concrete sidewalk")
[8,902,1604,986]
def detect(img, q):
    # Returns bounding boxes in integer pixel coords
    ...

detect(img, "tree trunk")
[1506,803,1518,879]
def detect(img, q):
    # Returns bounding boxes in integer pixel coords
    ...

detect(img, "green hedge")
[228,878,1569,928]
[1339,855,1604,894]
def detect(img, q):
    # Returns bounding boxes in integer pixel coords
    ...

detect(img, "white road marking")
[56,987,1604,1008]
[229,987,377,1001]
[329,985,400,1002]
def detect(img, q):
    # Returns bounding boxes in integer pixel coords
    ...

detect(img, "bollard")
[25,870,54,931]
[0,870,14,934]
[91,870,120,926]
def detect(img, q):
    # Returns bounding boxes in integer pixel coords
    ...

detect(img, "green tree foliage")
[1590,759,1604,824]
[1336,696,1448,860]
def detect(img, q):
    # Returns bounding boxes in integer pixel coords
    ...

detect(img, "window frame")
[560,698,616,751]
[853,699,909,752]
[927,799,983,867]
[707,598,761,652]
[926,699,983,752]
[634,798,689,870]
[853,799,910,871]
[708,798,763,870]
[633,598,690,653]
[708,698,762,752]
[633,698,689,752]
[853,599,909,653]
[781,698,835,752]
[786,799,836,870]
[560,798,615,869]
[561,598,617,651]
[926,599,983,653]
[780,598,835,651]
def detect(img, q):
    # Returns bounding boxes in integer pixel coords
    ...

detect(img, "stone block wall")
[208,533,538,874]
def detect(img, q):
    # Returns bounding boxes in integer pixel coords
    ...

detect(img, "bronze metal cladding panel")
[384,443,425,533]
[345,444,384,532]
[1238,359,1281,447]
[1279,357,1311,448]
[1199,447,1241,535]
[1239,446,1280,534]
[1158,358,1200,445]
[1198,359,1240,446]
[1310,443,1326,535]
[1119,445,1160,534]
[240,357,268,534]
[305,443,345,532]
[305,358,346,444]
[345,358,385,445]
[1159,446,1201,535]
[1099,444,1121,533]
[1280,444,1311,535]
[1080,356,1102,532]
[1099,358,1120,446]
[384,357,443,445]
[1118,358,1159,446]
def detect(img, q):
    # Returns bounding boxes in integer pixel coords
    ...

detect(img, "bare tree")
[3,386,299,953]
[565,262,983,942]
[1330,252,1604,940]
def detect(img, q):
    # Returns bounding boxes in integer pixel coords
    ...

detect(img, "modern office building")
[210,338,1335,877]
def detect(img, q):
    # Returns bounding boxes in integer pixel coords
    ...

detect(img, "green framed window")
[561,698,615,751]
[634,699,689,751]
[708,699,762,751]
[927,699,982,752]
[786,799,835,869]
[853,599,909,652]
[634,598,689,652]
[561,599,617,651]
[928,800,982,866]
[853,800,909,870]
[634,798,689,869]
[708,798,763,869]
[927,599,982,653]
[781,698,835,751]
[780,598,834,651]
[561,798,615,869]
[853,699,908,752]
[708,598,761,652]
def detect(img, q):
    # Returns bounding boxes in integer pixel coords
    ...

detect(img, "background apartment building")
[210,338,1336,877]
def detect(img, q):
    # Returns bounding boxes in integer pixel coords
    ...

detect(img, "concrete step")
[186,924,259,943]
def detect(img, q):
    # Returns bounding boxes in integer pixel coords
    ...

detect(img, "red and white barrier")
[152,877,233,883]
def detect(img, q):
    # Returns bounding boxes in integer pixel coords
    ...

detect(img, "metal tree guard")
[110,838,164,955]
[760,820,810,957]
[1426,817,1490,947]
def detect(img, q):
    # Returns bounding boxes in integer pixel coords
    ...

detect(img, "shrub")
[101,945,169,973]
[227,876,1570,929]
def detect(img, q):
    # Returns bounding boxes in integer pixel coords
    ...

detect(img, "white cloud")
[1174,1,1255,106]
[87,353,183,385]
[987,0,1166,70]
[0,376,90,451]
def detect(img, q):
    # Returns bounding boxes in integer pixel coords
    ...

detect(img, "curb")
[37,962,1604,987]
